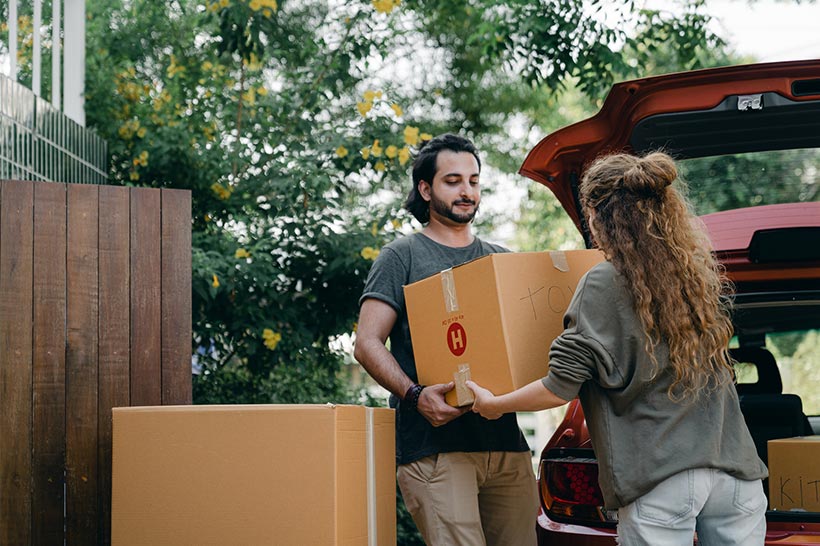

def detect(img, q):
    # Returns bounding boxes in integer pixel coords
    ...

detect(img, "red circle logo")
[446,322,467,357]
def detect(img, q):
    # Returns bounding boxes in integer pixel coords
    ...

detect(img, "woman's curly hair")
[580,151,734,401]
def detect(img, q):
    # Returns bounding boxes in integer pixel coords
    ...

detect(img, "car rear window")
[678,148,820,216]
[732,328,820,416]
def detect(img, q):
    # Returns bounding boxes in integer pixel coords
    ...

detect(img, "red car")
[520,59,820,545]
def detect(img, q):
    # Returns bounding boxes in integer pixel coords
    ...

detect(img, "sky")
[700,0,820,62]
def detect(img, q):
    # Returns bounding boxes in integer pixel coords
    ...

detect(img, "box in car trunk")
[405,250,604,407]
[767,436,820,512]
[111,404,396,545]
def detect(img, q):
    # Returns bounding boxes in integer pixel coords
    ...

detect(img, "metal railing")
[0,74,107,184]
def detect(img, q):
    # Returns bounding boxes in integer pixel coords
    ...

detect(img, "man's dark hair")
[404,133,481,224]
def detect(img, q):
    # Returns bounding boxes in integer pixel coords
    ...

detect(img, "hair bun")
[622,152,677,195]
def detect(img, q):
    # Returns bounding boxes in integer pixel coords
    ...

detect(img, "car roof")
[519,59,820,229]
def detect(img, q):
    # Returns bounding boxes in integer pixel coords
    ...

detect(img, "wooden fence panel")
[0,180,192,546]
[162,189,192,405]
[130,187,162,406]
[32,181,67,544]
[98,185,131,544]
[0,180,34,546]
[66,183,100,545]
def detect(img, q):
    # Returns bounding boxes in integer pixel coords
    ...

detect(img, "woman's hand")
[466,380,503,420]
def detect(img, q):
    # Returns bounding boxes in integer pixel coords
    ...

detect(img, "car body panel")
[701,202,820,282]
[519,59,820,230]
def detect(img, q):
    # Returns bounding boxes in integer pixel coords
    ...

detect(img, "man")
[354,134,538,545]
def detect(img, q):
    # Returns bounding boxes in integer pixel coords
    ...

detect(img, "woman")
[468,151,768,545]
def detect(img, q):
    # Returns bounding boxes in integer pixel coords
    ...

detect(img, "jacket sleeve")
[541,265,626,401]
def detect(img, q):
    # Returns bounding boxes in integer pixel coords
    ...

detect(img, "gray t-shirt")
[360,232,530,465]
[543,261,768,508]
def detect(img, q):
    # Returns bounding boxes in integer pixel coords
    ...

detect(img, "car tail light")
[539,447,617,527]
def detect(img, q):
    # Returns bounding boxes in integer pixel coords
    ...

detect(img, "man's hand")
[416,382,469,427]
[466,380,503,420]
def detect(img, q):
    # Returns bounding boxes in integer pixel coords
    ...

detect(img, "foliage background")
[77,0,730,407]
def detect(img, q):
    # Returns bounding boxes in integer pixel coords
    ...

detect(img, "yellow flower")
[363,90,378,102]
[129,171,140,181]
[220,0,230,6]
[117,119,140,140]
[370,222,379,236]
[403,125,420,146]
[257,86,268,96]
[372,0,400,14]
[243,52,262,70]
[212,274,220,288]
[361,246,380,260]
[138,150,149,166]
[211,182,232,200]
[262,328,282,351]
[374,161,386,172]
[398,146,411,166]
[137,127,147,138]
[385,145,398,159]
[167,55,186,78]
[356,101,372,117]
[390,103,403,117]
[235,248,251,259]
[254,0,277,11]
[420,132,433,141]
[391,219,402,230]
[202,60,214,71]
[335,145,349,158]
[241,87,256,105]
[361,146,371,160]
[371,139,383,157]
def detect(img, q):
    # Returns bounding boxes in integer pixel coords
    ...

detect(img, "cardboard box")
[405,250,604,406]
[112,404,395,546]
[768,436,820,512]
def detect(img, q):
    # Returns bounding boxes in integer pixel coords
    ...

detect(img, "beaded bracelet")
[403,383,425,409]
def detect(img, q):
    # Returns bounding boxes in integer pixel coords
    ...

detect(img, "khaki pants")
[397,451,538,546]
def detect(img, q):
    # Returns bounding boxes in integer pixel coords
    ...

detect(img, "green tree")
[82,0,730,403]
[81,1,739,542]
[86,0,427,404]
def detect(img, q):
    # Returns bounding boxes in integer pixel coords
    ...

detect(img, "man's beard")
[430,194,478,224]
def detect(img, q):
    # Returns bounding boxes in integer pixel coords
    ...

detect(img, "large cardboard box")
[112,404,395,546]
[768,436,820,512]
[405,250,604,406]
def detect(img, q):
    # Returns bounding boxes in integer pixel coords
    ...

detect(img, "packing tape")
[453,363,475,406]
[441,268,459,312]
[366,408,377,546]
[550,250,569,272]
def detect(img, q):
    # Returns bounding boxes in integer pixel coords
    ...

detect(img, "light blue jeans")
[617,468,767,546]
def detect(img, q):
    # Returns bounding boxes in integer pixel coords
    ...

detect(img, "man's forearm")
[354,337,415,399]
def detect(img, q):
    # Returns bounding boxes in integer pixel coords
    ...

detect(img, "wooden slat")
[66,183,99,545]
[161,189,192,405]
[130,187,161,405]
[32,181,67,544]
[98,185,130,546]
[0,180,34,546]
